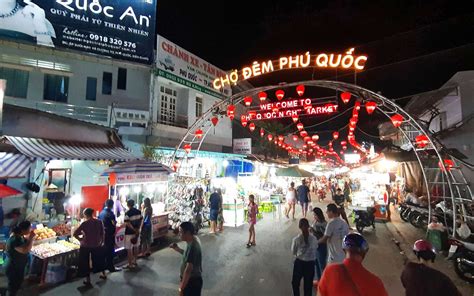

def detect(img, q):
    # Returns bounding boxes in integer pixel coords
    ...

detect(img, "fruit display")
[31,240,79,259]
[34,227,56,241]
[52,224,71,237]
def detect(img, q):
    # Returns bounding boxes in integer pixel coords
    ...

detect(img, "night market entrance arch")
[169,80,471,239]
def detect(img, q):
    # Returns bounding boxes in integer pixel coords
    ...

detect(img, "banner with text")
[0,0,157,64]
[156,35,231,98]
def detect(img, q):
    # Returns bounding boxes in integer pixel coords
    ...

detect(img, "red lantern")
[300,131,308,138]
[211,117,219,126]
[278,142,282,147]
[260,128,265,137]
[354,101,361,111]
[227,104,235,120]
[184,144,192,154]
[333,131,339,140]
[340,141,347,146]
[365,101,377,115]
[415,135,429,148]
[267,134,273,141]
[272,107,279,113]
[341,92,352,104]
[297,122,304,131]
[258,92,267,101]
[444,159,455,171]
[342,146,347,150]
[349,126,355,132]
[243,96,252,106]
[390,114,404,128]
[312,135,319,141]
[292,135,298,141]
[249,122,256,132]
[240,115,248,127]
[350,118,358,126]
[195,129,203,138]
[303,144,307,149]
[275,89,285,100]
[304,136,311,142]
[296,85,305,96]
[274,140,278,145]
[307,140,314,145]
[291,115,299,123]
[278,135,284,142]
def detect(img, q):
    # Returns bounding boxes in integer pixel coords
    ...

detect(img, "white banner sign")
[233,138,252,155]
[116,172,168,184]
[156,35,231,98]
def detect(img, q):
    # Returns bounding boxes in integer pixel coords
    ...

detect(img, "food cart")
[104,161,173,250]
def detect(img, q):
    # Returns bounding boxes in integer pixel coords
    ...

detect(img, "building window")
[0,67,29,98]
[159,86,177,125]
[102,72,112,95]
[43,74,69,102]
[117,68,127,90]
[86,77,97,101]
[196,97,203,117]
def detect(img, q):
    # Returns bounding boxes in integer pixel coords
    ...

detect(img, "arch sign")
[212,48,368,90]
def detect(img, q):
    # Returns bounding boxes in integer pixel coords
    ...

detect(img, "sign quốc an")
[0,0,157,64]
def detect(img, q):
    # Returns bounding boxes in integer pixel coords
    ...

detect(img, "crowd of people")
[3,179,464,296]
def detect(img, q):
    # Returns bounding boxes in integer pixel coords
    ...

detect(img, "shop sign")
[116,172,168,184]
[213,48,368,90]
[0,0,157,64]
[233,138,252,155]
[243,100,338,121]
[115,225,125,250]
[157,35,232,98]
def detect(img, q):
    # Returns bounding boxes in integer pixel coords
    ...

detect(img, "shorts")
[210,209,219,221]
[287,199,296,205]
[125,234,140,250]
[300,201,309,211]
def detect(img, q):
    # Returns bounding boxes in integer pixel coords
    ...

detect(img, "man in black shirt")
[296,180,311,218]
[401,239,461,296]
[124,199,142,269]
[98,199,120,272]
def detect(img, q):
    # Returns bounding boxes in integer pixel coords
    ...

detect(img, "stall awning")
[4,136,137,161]
[0,184,22,198]
[0,153,33,178]
[103,160,173,175]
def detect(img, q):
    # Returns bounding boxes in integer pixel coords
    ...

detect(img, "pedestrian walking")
[170,222,203,296]
[209,189,221,234]
[140,197,153,257]
[311,207,328,279]
[73,208,106,286]
[318,204,349,264]
[318,233,388,296]
[246,194,258,247]
[297,180,311,218]
[291,218,318,296]
[98,199,120,272]
[5,221,35,296]
[285,182,297,219]
[333,188,350,226]
[124,199,142,269]
[401,240,461,296]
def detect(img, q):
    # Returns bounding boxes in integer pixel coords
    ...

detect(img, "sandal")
[246,243,252,248]
[99,274,107,280]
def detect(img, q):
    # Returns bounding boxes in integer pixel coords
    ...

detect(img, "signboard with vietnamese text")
[0,0,156,64]
[233,138,252,155]
[116,172,168,184]
[156,35,231,99]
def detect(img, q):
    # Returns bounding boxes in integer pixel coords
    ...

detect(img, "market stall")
[211,177,245,227]
[104,160,173,250]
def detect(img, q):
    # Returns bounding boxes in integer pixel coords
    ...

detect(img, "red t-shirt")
[318,258,388,296]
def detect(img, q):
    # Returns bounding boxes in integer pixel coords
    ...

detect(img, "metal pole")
[0,79,6,134]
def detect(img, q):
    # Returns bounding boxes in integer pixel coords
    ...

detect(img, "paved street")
[33,201,417,296]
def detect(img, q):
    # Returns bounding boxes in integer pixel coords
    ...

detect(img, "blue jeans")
[315,243,328,279]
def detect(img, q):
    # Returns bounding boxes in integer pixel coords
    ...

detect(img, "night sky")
[156,0,474,154]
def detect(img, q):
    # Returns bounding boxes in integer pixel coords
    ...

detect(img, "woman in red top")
[246,195,258,248]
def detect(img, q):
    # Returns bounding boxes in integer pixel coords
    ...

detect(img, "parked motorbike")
[353,207,376,233]
[399,203,410,222]
[448,238,474,283]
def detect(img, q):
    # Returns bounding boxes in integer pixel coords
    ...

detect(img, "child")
[247,195,258,248]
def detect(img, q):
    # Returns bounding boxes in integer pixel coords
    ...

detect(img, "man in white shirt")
[318,204,349,264]
[291,218,318,296]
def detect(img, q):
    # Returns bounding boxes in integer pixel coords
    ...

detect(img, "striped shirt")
[124,208,142,235]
